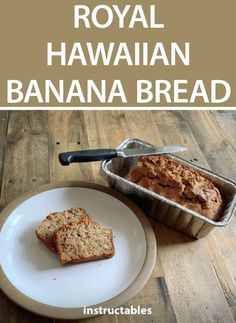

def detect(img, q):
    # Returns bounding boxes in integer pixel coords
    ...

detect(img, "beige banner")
[0,0,235,107]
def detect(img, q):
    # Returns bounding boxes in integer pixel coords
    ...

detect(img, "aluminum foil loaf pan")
[101,138,236,238]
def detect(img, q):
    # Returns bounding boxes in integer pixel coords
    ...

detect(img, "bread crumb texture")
[55,221,115,264]
[35,208,91,252]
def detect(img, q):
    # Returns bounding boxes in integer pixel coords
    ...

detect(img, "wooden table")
[0,110,236,323]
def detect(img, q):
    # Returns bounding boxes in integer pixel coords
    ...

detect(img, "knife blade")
[118,146,186,158]
[59,146,187,165]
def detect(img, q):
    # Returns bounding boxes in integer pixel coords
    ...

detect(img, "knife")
[58,146,187,165]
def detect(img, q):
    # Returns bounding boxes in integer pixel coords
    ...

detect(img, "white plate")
[0,182,156,319]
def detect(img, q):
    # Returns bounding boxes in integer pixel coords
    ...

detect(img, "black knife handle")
[59,149,117,165]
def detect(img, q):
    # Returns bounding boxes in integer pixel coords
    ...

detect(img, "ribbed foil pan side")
[102,138,236,238]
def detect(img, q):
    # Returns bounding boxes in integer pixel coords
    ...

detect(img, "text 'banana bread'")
[129,155,223,221]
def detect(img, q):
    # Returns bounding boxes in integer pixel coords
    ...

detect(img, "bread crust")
[130,155,224,221]
[58,252,114,265]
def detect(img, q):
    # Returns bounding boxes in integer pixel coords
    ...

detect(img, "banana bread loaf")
[129,155,223,221]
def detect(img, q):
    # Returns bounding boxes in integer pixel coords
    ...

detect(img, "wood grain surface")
[0,111,235,323]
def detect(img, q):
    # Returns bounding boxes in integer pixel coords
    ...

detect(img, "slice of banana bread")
[35,208,91,252]
[55,221,115,264]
